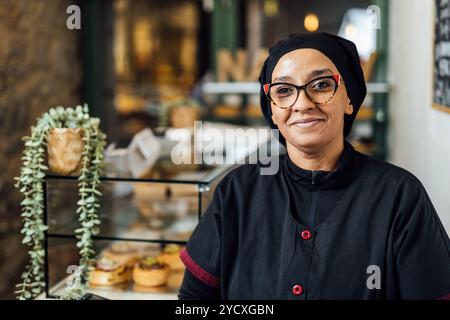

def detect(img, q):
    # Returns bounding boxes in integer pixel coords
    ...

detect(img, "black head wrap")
[258,32,367,146]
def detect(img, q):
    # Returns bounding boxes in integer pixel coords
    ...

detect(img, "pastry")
[101,242,141,268]
[167,270,185,289]
[158,244,185,271]
[89,257,130,286]
[132,256,170,287]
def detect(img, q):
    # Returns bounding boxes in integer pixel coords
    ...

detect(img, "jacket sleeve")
[392,178,450,300]
[178,269,221,300]
[178,180,225,293]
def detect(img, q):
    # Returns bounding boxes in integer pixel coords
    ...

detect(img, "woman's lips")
[290,118,325,128]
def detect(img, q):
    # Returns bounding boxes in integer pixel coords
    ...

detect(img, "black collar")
[283,140,364,190]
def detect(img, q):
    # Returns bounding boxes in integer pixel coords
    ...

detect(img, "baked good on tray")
[157,244,185,271]
[89,257,130,286]
[132,256,170,287]
[167,270,185,289]
[101,242,141,268]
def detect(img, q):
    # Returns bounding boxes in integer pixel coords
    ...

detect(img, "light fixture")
[304,13,319,32]
[264,0,279,17]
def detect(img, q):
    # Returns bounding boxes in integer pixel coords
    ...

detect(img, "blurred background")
[0,0,449,299]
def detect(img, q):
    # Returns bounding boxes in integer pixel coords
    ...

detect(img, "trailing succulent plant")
[14,104,107,300]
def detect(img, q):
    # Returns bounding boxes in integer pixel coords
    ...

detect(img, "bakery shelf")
[37,274,178,300]
[42,156,238,300]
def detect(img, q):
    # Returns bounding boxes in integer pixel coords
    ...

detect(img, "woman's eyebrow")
[272,68,334,83]
[306,68,334,78]
[272,76,293,82]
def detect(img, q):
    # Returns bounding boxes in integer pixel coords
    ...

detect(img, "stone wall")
[0,0,82,299]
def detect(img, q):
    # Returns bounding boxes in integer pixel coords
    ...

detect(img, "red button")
[301,230,312,240]
[292,284,303,296]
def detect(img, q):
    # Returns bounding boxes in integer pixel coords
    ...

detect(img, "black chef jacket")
[179,141,450,300]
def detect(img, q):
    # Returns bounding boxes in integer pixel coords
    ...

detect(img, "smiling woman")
[178,32,450,300]
[268,48,353,170]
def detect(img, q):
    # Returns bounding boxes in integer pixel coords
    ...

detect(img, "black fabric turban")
[258,32,367,146]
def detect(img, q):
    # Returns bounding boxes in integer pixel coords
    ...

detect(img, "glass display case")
[42,157,236,299]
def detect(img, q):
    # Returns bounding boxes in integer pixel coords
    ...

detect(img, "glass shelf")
[45,156,236,185]
[43,239,180,300]
[42,156,238,299]
[46,179,212,243]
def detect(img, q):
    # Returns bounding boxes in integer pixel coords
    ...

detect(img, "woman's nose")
[291,89,316,112]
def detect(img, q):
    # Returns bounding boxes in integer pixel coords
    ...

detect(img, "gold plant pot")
[47,128,84,176]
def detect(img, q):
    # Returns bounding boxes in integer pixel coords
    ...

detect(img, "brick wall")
[0,0,82,299]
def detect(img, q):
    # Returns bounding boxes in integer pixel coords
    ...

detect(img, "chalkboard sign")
[434,0,450,112]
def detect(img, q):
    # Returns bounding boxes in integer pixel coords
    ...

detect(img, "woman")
[178,33,450,300]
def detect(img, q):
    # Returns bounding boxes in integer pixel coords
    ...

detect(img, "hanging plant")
[14,104,107,300]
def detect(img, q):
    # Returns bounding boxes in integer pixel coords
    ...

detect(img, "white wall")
[388,0,450,234]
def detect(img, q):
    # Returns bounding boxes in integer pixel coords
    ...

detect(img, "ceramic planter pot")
[47,128,84,175]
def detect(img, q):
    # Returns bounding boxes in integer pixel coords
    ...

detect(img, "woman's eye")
[275,87,294,96]
[311,80,332,91]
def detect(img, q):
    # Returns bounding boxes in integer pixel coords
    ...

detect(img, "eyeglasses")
[263,74,342,109]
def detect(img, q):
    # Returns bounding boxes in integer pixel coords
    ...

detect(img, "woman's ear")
[345,100,354,115]
[271,114,277,125]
